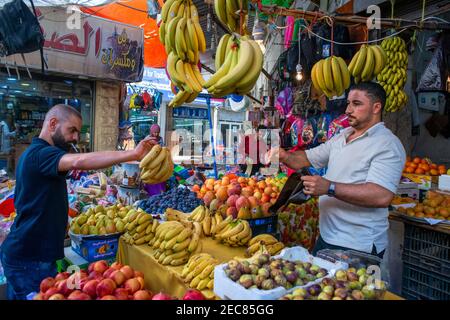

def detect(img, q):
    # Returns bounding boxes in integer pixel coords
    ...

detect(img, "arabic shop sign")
[4,7,144,82]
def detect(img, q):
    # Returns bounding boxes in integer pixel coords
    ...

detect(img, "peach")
[100,295,117,300]
[110,262,123,270]
[96,278,117,298]
[67,290,92,300]
[120,265,135,280]
[40,277,56,294]
[124,278,140,294]
[114,288,129,300]
[82,280,99,299]
[93,260,109,274]
[43,287,59,300]
[109,270,126,287]
[134,271,145,279]
[133,290,152,300]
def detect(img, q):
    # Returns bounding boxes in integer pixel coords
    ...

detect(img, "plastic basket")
[402,262,450,300]
[247,215,278,237]
[403,225,450,276]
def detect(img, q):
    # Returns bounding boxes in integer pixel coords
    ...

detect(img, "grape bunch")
[138,188,203,215]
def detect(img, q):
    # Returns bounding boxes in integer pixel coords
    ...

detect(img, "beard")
[52,127,75,152]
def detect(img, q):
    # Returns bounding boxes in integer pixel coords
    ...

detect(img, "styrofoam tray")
[213,246,347,300]
[391,203,416,209]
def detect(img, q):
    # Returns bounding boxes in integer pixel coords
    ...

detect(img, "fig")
[294,278,304,287]
[317,292,332,300]
[304,274,316,283]
[347,271,358,282]
[321,278,335,287]
[332,297,343,300]
[241,261,252,274]
[286,283,293,290]
[319,268,328,275]
[335,270,348,282]
[316,272,326,278]
[270,260,283,270]
[270,269,283,279]
[256,253,270,267]
[254,275,266,288]
[238,274,254,289]
[308,284,321,296]
[249,264,259,275]
[261,279,275,290]
[335,280,349,289]
[362,285,376,300]
[346,296,354,300]
[284,262,295,271]
[302,262,312,271]
[295,267,307,279]
[274,274,288,288]
[228,260,240,269]
[349,281,362,290]
[292,295,304,300]
[249,285,258,290]
[310,265,320,273]
[374,279,387,291]
[292,288,308,297]
[322,285,334,296]
[356,268,367,277]
[257,268,269,279]
[359,274,369,285]
[285,270,298,284]
[226,268,241,282]
[351,289,364,300]
[348,267,357,273]
[334,288,348,299]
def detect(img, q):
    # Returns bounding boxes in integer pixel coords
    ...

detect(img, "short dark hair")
[349,82,386,109]
[45,104,82,123]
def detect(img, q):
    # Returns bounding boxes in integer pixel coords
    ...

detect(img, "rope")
[420,0,426,29]
[307,27,409,45]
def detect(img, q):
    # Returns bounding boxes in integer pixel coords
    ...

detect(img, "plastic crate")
[401,224,450,300]
[247,215,278,237]
[402,262,450,300]
[403,225,450,275]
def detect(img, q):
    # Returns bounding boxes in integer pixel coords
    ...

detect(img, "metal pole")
[206,96,218,179]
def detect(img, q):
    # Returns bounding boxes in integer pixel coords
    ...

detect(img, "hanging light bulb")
[252,11,266,53]
[295,63,303,81]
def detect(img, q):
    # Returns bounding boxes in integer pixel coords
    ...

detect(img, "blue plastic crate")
[247,215,278,237]
[69,232,121,263]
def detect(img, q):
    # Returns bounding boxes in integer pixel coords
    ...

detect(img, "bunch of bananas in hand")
[122,211,156,246]
[348,44,387,83]
[159,0,206,107]
[206,36,263,97]
[182,253,217,291]
[246,234,285,257]
[377,37,409,112]
[149,220,203,266]
[214,217,252,247]
[139,145,174,184]
[214,0,249,34]
[311,56,351,99]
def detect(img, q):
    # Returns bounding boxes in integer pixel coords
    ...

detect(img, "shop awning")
[81,0,167,69]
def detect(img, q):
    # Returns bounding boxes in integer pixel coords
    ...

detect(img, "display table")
[117,237,404,300]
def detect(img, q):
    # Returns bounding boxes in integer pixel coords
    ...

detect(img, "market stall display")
[138,187,203,215]
[403,156,447,176]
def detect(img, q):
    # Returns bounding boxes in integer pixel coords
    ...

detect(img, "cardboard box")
[396,181,420,200]
[69,232,121,263]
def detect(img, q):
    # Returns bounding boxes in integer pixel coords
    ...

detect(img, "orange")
[439,168,447,175]
[430,164,438,169]
[405,161,412,167]
[405,167,415,174]
[415,168,425,174]
[409,163,418,169]
[406,156,411,162]
[419,164,430,171]
[430,169,439,176]
[413,157,421,164]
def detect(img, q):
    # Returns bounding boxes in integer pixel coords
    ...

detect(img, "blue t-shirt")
[1,137,67,262]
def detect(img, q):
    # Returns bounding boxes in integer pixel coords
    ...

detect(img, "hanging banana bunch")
[348,44,387,83]
[377,37,409,112]
[159,0,207,107]
[205,35,263,97]
[311,56,351,99]
[214,0,250,34]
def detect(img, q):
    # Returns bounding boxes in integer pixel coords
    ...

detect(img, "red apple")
[114,288,129,300]
[182,289,205,300]
[67,290,91,300]
[133,290,152,300]
[135,276,145,290]
[226,195,239,208]
[48,293,65,300]
[82,280,99,299]
[102,268,116,279]
[96,278,117,298]
[124,278,140,295]
[55,272,70,282]
[101,295,117,300]
[134,271,144,279]
[120,265,134,280]
[40,277,56,294]
[93,260,109,274]
[43,287,60,300]
[152,292,173,300]
[109,270,126,287]
[110,262,123,271]
[56,279,73,296]
[236,196,250,211]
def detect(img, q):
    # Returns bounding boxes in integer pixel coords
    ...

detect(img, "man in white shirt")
[271,82,406,258]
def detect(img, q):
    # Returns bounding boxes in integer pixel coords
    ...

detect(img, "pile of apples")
[192,176,287,219]
[403,157,447,176]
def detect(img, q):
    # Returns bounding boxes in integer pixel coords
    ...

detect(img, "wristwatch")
[327,182,336,197]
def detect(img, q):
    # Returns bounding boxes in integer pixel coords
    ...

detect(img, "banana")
[191,258,215,279]
[197,278,210,290]
[348,50,359,75]
[166,0,181,23]
[212,41,253,90]
[140,145,162,168]
[336,56,350,92]
[154,249,162,260]
[167,16,182,52]
[239,232,252,246]
[153,238,162,249]
[267,242,285,256]
[149,147,169,170]
[168,89,191,108]
[166,52,185,87]
[202,213,211,236]
[144,233,154,242]
[361,45,374,81]
[176,1,185,19]
[246,242,263,256]
[248,234,278,246]
[215,216,232,234]
[184,62,203,92]
[371,45,385,76]
[322,57,334,92]
[158,251,167,264]
[214,0,228,26]
[176,228,193,243]
[170,256,190,266]
[352,45,367,77]
[138,213,152,225]
[194,207,206,223]
[190,275,202,289]
[204,48,234,88]
[210,216,217,236]
[215,34,231,70]
[165,225,185,241]
[133,230,146,240]
[187,233,199,253]
[207,279,214,290]
[165,235,179,250]
[219,221,244,239]
[330,56,343,96]
[235,40,263,92]
[173,237,191,252]
[161,0,176,22]
[225,0,238,31]
[191,63,205,87]
[200,264,215,280]
[136,220,151,234]
[215,213,223,225]
[159,21,166,45]
[134,237,147,245]
[189,206,203,221]
[189,1,199,23]
[175,17,188,60]
[314,60,327,94]
[193,21,206,52]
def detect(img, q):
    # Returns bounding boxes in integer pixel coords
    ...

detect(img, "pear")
[251,206,263,219]
[238,207,251,220]
[76,215,87,226]
[99,227,107,235]
[95,205,104,214]
[70,223,81,234]
[105,222,116,234]
[106,210,116,219]
[85,208,94,216]
[89,226,99,235]
[116,221,125,233]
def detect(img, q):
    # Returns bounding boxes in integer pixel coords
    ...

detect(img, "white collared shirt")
[305,122,406,253]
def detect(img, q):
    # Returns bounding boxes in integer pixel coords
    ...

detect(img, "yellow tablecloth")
[117,237,403,300]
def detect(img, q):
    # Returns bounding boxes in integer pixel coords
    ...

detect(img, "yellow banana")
[175,17,188,60]
[173,237,191,252]
[187,233,199,253]
[189,1,199,23]
[348,50,359,75]
[191,63,205,87]
[167,16,181,52]
[186,18,198,55]
[361,45,374,81]
[166,0,181,23]
[215,34,231,71]
[184,62,203,92]
[248,234,278,246]
[140,145,162,169]
[352,45,367,77]
[202,213,211,236]
[204,48,234,88]
[170,256,189,266]
[164,225,185,241]
[165,236,179,250]
[219,221,244,239]
[314,60,327,93]
[193,21,206,52]
[371,45,385,76]
[330,56,343,96]
[235,40,263,92]
[322,57,334,92]
[159,21,166,45]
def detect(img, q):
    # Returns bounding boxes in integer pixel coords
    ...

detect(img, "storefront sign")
[3,7,144,82]
[172,107,208,120]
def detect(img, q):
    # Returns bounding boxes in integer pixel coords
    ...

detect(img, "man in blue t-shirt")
[0,104,157,300]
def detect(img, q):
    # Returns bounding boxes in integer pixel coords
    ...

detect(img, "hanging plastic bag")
[284,16,295,49]
[315,113,332,144]
[301,118,316,147]
[417,38,446,92]
[290,117,304,147]
[327,114,350,139]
